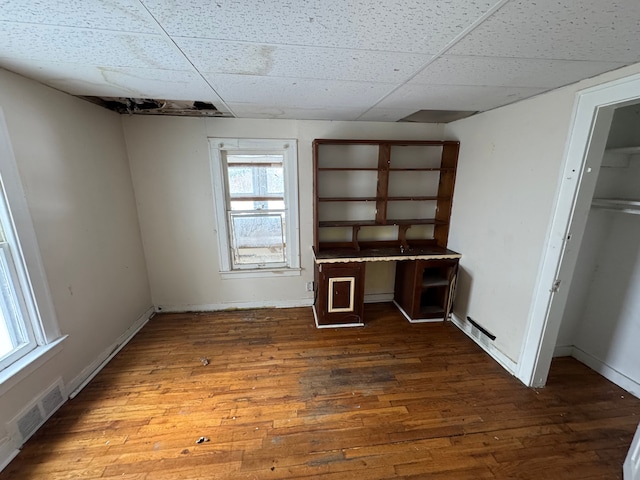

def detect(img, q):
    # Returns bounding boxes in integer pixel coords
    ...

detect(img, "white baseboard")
[450,313,517,375]
[364,293,394,304]
[67,306,155,398]
[158,295,393,315]
[156,299,313,313]
[570,346,640,398]
[553,345,574,357]
[311,305,363,329]
[0,435,19,473]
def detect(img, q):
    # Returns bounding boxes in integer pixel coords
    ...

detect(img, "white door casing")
[518,72,640,388]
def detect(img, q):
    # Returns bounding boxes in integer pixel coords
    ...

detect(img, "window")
[0,109,63,384]
[210,139,300,275]
[0,207,37,372]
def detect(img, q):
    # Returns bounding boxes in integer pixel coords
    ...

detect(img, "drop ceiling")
[1,0,639,121]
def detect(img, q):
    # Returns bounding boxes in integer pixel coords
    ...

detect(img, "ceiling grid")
[0,0,638,120]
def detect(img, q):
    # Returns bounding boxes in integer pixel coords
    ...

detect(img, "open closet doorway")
[554,102,640,397]
[518,72,640,391]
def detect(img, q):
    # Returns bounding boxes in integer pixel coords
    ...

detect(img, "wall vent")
[7,379,66,445]
[467,316,496,340]
[41,384,64,418]
[16,406,42,442]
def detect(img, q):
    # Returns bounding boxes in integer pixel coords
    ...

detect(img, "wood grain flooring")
[1,303,638,479]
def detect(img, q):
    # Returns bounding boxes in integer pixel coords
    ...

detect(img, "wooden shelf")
[388,167,455,172]
[592,198,640,215]
[419,305,445,315]
[318,197,377,202]
[319,218,447,228]
[388,196,442,201]
[318,167,379,171]
[314,245,461,262]
[318,167,455,172]
[313,139,457,146]
[422,275,450,287]
[318,196,442,202]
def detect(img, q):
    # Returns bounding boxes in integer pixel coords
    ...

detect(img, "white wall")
[443,63,640,365]
[0,68,151,456]
[123,116,444,309]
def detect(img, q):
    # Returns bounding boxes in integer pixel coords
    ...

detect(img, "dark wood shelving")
[313,139,459,251]
[312,138,461,326]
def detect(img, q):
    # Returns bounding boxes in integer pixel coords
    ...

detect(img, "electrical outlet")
[305,281,314,292]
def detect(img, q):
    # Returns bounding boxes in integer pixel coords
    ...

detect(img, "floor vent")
[7,379,66,445]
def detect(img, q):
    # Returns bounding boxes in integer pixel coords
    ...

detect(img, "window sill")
[0,336,67,397]
[220,267,301,280]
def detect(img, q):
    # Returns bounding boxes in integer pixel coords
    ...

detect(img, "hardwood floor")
[1,304,638,479]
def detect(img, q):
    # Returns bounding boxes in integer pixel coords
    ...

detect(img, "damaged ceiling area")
[80,97,234,117]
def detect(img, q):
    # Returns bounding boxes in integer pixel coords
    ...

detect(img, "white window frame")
[0,109,64,391]
[209,138,300,278]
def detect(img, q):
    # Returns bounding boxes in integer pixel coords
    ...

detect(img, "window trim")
[0,108,63,381]
[209,138,300,276]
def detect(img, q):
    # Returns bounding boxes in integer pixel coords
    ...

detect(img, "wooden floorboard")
[1,303,638,479]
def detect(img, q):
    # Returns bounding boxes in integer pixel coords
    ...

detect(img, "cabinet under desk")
[312,246,461,328]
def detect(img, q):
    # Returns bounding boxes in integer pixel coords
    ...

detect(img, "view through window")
[210,139,300,274]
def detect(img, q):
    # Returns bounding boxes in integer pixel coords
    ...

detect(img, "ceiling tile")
[0,0,156,33]
[0,22,191,70]
[449,0,640,62]
[143,0,502,53]
[0,58,219,101]
[204,74,394,109]
[175,38,431,83]
[411,55,627,88]
[357,108,421,122]
[376,84,547,111]
[226,104,366,120]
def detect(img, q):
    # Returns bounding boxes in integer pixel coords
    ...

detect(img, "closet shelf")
[591,198,640,215]
[605,146,640,155]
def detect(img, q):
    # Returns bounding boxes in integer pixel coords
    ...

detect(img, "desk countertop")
[313,246,461,263]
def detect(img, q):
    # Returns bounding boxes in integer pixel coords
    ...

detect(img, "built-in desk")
[312,246,461,328]
[311,138,461,328]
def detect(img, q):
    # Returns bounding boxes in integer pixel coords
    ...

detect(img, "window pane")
[266,166,284,195]
[0,246,29,359]
[227,166,254,196]
[226,154,284,199]
[230,213,285,266]
[0,309,14,357]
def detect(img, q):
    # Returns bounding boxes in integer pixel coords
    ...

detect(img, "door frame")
[517,72,640,388]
